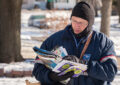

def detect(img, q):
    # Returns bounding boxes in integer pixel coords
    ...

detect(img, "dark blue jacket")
[32,25,117,85]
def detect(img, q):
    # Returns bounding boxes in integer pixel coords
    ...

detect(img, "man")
[32,1,117,85]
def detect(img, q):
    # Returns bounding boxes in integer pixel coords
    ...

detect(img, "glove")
[63,55,88,77]
[63,55,79,63]
[49,71,74,82]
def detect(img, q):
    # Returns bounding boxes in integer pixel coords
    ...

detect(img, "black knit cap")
[71,1,95,38]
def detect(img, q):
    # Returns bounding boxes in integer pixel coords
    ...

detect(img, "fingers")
[59,71,74,80]
[49,71,71,81]
[63,55,79,63]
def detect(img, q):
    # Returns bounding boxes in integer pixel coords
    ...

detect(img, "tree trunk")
[0,0,23,63]
[117,0,120,23]
[100,0,112,37]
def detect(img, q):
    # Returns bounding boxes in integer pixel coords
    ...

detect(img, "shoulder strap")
[79,32,93,62]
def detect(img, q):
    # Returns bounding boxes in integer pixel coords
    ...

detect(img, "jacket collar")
[62,25,92,44]
[61,25,73,40]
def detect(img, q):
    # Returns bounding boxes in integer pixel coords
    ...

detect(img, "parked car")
[28,15,47,28]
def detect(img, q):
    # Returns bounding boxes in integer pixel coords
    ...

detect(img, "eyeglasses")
[71,19,88,26]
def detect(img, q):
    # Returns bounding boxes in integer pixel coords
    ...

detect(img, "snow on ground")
[3,62,34,73]
[0,75,120,85]
[0,77,38,85]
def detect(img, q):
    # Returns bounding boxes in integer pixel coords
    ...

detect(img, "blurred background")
[0,0,120,85]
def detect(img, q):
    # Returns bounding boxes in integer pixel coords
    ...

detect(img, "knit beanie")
[71,1,95,38]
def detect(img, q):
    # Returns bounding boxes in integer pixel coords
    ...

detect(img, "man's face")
[71,16,88,34]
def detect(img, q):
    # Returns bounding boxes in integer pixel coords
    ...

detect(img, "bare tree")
[100,0,112,37]
[90,0,102,17]
[0,0,23,63]
[117,0,120,23]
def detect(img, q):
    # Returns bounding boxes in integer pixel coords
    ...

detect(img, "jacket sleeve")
[87,36,118,82]
[32,39,55,85]
[32,63,54,85]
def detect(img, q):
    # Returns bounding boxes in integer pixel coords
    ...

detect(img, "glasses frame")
[71,19,88,26]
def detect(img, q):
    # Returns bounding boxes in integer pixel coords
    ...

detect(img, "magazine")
[33,46,87,78]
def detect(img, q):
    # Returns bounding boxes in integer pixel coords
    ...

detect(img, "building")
[54,0,76,9]
[22,0,47,10]
[22,0,36,9]
[22,0,76,10]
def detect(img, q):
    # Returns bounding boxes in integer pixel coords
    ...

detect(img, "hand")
[49,71,74,82]
[63,55,79,63]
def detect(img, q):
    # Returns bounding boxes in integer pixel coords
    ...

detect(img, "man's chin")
[74,31,81,34]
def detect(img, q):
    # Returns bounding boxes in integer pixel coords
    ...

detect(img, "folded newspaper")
[33,46,87,78]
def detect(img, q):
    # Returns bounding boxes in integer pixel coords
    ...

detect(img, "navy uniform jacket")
[32,25,117,85]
